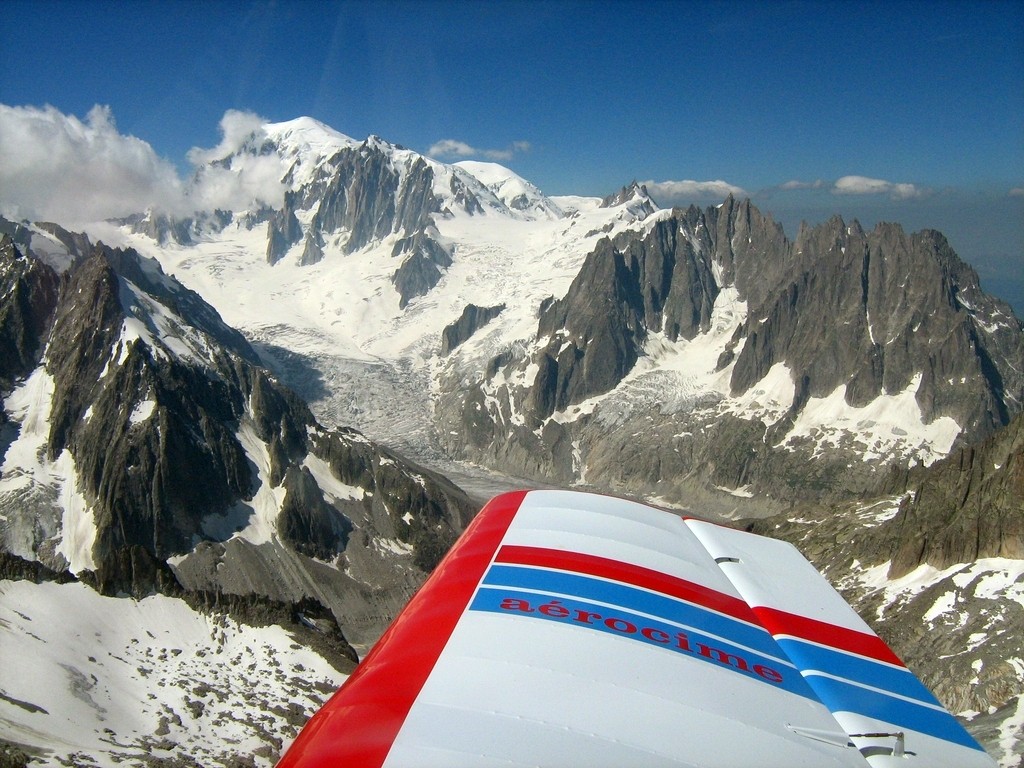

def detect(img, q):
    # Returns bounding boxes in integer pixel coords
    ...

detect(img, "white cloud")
[186,110,286,212]
[0,104,287,226]
[0,103,185,225]
[833,175,925,200]
[642,179,747,203]
[428,138,531,162]
[186,110,265,166]
[428,139,476,157]
[1009,187,1024,197]
[780,179,826,191]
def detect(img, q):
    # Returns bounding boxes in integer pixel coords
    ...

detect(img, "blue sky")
[2,0,1022,311]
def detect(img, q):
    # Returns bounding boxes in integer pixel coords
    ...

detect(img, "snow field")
[0,580,345,767]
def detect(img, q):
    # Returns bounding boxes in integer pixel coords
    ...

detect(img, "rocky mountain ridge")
[436,197,1023,505]
[0,224,474,629]
[1,219,478,763]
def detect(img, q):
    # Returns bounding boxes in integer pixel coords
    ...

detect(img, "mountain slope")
[0,226,474,620]
[746,414,1024,765]
[880,412,1023,577]
[25,118,1024,508]
[0,573,351,767]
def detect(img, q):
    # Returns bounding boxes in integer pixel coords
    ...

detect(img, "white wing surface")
[278,490,995,768]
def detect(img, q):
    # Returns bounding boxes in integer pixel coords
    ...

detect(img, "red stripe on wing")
[277,490,527,768]
[495,544,759,626]
[752,606,905,667]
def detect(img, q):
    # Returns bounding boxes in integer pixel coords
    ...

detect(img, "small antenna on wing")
[851,732,907,758]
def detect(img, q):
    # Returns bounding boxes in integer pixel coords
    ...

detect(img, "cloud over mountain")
[779,179,827,191]
[832,175,925,200]
[185,109,288,212]
[0,104,185,225]
[0,105,289,225]
[642,178,748,204]
[428,138,531,161]
[186,110,266,166]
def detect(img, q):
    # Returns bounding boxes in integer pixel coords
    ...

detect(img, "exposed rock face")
[36,248,255,584]
[441,303,505,355]
[0,236,475,644]
[881,412,1024,578]
[725,218,1021,438]
[299,230,325,266]
[601,181,658,217]
[314,144,437,253]
[437,198,1024,503]
[530,238,648,423]
[0,235,60,387]
[0,217,33,249]
[700,196,793,309]
[446,173,485,216]
[266,191,304,264]
[117,210,193,245]
[32,221,94,264]
[612,213,720,342]
[257,134,457,306]
[277,465,353,561]
[0,550,77,584]
[391,226,453,308]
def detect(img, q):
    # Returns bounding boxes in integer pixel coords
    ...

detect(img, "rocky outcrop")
[528,238,646,423]
[102,243,259,361]
[446,173,485,216]
[43,249,256,574]
[700,196,792,309]
[880,412,1024,577]
[299,231,324,266]
[0,217,33,249]
[259,135,457,307]
[310,140,437,254]
[266,191,304,264]
[724,218,1023,443]
[179,591,359,672]
[119,211,194,245]
[391,227,453,308]
[0,551,77,584]
[33,221,94,265]
[441,303,505,355]
[601,181,657,217]
[612,213,720,341]
[0,235,60,386]
[277,466,354,560]
[522,211,722,425]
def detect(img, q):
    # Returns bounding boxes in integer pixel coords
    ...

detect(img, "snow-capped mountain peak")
[264,115,357,152]
[455,160,564,220]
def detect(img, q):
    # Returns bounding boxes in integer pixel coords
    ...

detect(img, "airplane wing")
[277,489,995,767]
